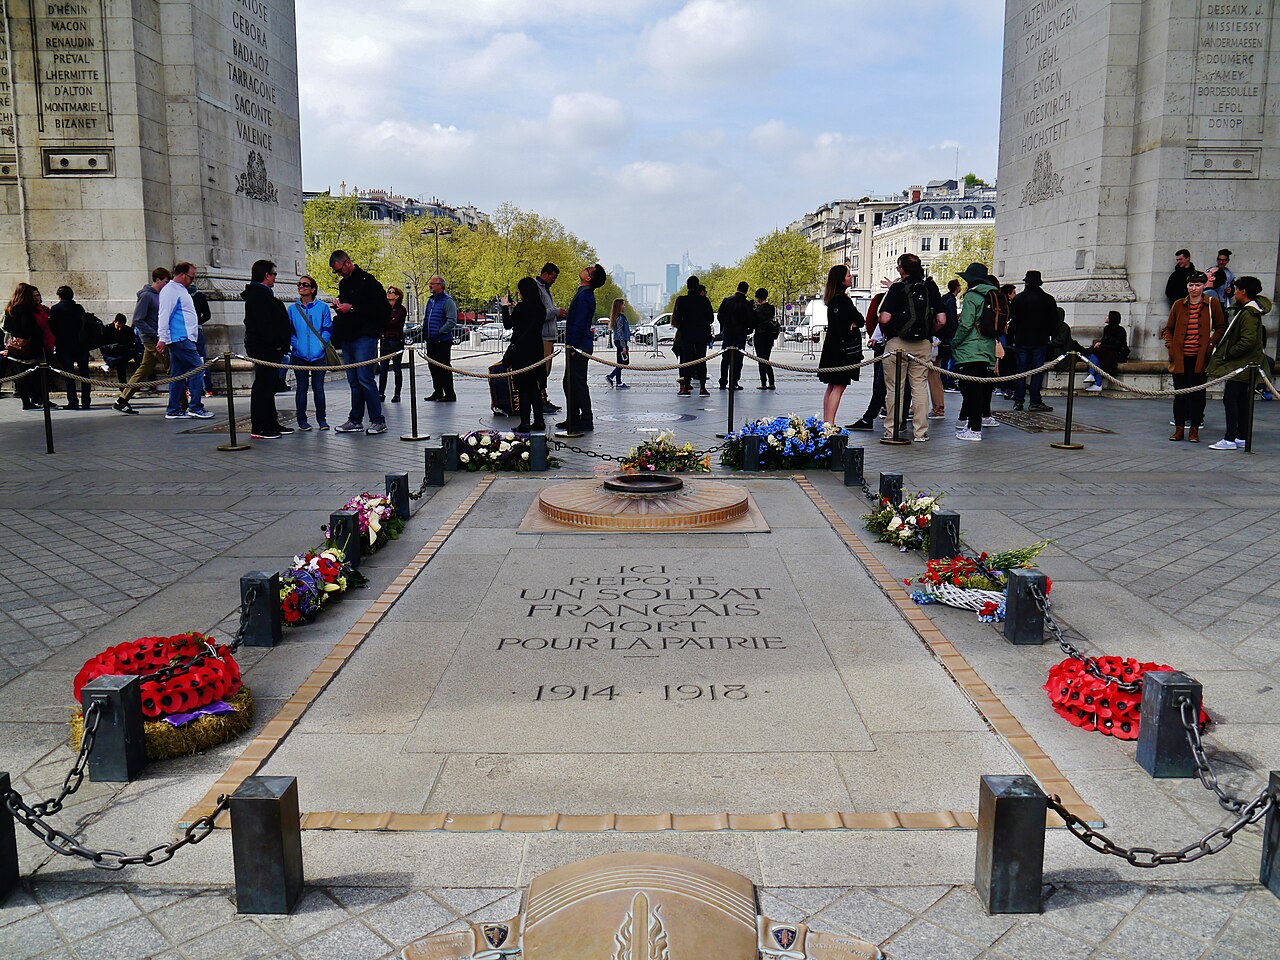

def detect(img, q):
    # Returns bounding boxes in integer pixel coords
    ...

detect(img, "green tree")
[301,194,387,296]
[391,215,477,312]
[963,172,992,189]
[741,230,824,312]
[926,228,995,286]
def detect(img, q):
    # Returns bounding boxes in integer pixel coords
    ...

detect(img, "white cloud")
[748,120,796,152]
[547,92,632,149]
[444,33,546,91]
[641,0,774,86]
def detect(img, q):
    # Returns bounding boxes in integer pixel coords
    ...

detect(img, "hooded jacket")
[1206,296,1272,383]
[241,282,291,358]
[950,280,998,366]
[132,283,162,339]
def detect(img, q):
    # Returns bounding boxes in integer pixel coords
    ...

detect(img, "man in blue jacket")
[423,275,458,402]
[557,263,607,433]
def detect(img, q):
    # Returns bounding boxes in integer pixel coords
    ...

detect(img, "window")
[920,207,934,220]
[920,237,931,252]
[940,207,954,220]
[963,206,977,219]
[938,237,949,251]
[874,212,883,226]
[982,206,995,219]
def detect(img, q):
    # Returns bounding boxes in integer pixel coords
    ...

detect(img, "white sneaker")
[1208,439,1239,450]
[1235,439,1247,448]
[1086,384,1102,392]
[164,412,190,420]
[956,428,982,441]
[981,416,999,427]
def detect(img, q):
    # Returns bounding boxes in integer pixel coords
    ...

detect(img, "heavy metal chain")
[1179,696,1249,814]
[548,439,724,463]
[4,789,231,870]
[390,472,430,503]
[25,701,102,819]
[1047,786,1273,868]
[1029,583,1141,693]
[137,584,257,687]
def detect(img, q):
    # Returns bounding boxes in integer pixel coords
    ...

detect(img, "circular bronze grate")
[536,479,751,530]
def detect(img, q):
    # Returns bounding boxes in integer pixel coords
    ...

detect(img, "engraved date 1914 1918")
[531,684,750,702]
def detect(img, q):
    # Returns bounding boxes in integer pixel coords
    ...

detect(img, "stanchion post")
[385,473,410,520]
[1051,352,1084,450]
[425,447,446,487]
[827,433,847,472]
[400,347,430,442]
[843,447,864,487]
[440,434,460,470]
[1262,771,1280,898]
[929,510,961,560]
[1245,365,1258,453]
[217,354,251,452]
[81,675,147,783]
[975,775,1046,914]
[241,571,282,647]
[327,511,362,572]
[742,434,762,471]
[1,772,18,901]
[721,348,737,439]
[878,471,903,505]
[1003,569,1047,645]
[530,434,549,472]
[39,363,54,454]
[230,776,304,915]
[881,350,909,445]
[1136,671,1201,778]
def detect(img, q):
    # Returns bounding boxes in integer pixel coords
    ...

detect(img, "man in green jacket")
[950,263,998,442]
[1207,275,1272,450]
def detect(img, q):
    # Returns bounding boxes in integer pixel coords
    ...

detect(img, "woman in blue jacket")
[288,276,333,430]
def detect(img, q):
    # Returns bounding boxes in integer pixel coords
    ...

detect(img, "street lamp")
[421,225,453,275]
[830,219,862,273]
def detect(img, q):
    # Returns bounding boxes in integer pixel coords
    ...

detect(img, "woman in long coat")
[818,264,863,424]
[672,276,714,397]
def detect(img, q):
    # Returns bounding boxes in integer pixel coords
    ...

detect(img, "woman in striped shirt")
[1161,270,1224,442]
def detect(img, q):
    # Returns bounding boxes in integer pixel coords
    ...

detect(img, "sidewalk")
[1,362,1277,959]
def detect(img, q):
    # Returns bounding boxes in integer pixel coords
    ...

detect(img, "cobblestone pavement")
[2,357,1279,958]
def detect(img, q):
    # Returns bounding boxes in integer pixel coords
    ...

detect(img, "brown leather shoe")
[1188,424,1200,443]
[1169,425,1185,441]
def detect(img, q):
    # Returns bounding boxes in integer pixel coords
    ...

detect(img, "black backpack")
[82,312,108,350]
[977,289,1009,339]
[890,278,934,341]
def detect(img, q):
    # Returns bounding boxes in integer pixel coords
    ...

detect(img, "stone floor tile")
[253,889,349,945]
[360,892,458,946]
[1103,915,1208,960]
[992,920,1093,960]
[759,891,808,924]
[327,886,413,915]
[1212,913,1280,960]
[70,916,171,960]
[180,918,284,960]
[149,892,240,945]
[866,885,954,914]
[923,889,1021,947]
[1237,889,1280,930]
[428,887,512,920]
[811,890,913,943]
[1038,885,1128,942]
[766,886,849,917]
[46,886,140,941]
[884,919,984,960]
[295,920,393,960]
[1134,889,1232,942]
[0,913,63,960]
[0,886,41,928]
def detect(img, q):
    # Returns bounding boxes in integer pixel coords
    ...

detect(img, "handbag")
[297,306,340,366]
[3,334,35,360]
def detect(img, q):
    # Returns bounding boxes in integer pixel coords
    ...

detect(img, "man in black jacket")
[1008,270,1056,411]
[329,249,390,435]
[753,288,778,389]
[717,281,756,390]
[1165,249,1196,305]
[50,286,91,409]
[242,259,293,439]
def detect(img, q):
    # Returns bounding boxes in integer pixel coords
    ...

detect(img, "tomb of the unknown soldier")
[1,2,1279,959]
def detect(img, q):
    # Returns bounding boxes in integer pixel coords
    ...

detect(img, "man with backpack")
[1008,270,1057,412]
[877,253,945,441]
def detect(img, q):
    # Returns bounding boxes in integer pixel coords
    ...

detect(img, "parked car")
[633,313,675,346]
[476,321,510,342]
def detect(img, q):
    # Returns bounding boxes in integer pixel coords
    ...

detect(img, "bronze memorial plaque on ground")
[403,852,880,959]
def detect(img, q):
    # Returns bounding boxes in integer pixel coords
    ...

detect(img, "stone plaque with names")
[31,0,112,139]
[1192,1,1271,142]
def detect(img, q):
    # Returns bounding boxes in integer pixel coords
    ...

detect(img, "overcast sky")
[296,0,1004,286]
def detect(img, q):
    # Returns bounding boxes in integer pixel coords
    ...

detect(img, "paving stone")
[254,889,349,945]
[46,886,140,940]
[426,888,511,920]
[1212,913,1280,960]
[1135,889,1233,942]
[1105,915,1210,960]
[923,888,1021,946]
[360,891,458,945]
[811,889,913,942]
[0,913,63,959]
[991,919,1094,959]
[765,886,849,916]
[180,918,284,960]
[295,919,393,960]
[883,918,984,960]
[70,916,171,960]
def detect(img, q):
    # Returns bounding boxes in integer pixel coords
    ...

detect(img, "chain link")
[547,439,724,463]
[135,584,257,688]
[1028,582,1141,693]
[1179,696,1249,814]
[24,701,101,819]
[1047,787,1273,868]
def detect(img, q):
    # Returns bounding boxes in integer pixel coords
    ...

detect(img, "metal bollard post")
[878,471,903,505]
[230,776,304,915]
[929,509,961,560]
[843,447,864,487]
[241,571,282,647]
[385,473,410,521]
[81,676,147,783]
[742,434,762,471]
[1245,365,1259,453]
[425,447,447,487]
[39,363,54,454]
[400,347,430,442]
[1003,569,1047,644]
[1051,353,1084,450]
[217,354,251,452]
[1262,771,1280,898]
[1136,671,1202,778]
[827,433,847,472]
[1,772,18,901]
[327,511,362,572]
[530,434,548,472]
[440,434,460,471]
[881,350,909,445]
[975,775,1046,914]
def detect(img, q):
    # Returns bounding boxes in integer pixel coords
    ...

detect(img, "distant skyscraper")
[665,263,679,297]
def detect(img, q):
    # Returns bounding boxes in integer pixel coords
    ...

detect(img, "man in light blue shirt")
[157,261,213,420]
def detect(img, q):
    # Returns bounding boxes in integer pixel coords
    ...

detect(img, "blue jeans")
[1012,344,1047,405]
[294,357,327,427]
[343,336,382,426]
[165,339,207,416]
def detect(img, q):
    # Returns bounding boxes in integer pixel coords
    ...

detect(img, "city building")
[665,263,680,299]
[788,196,903,290]
[870,181,997,283]
[303,184,488,239]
